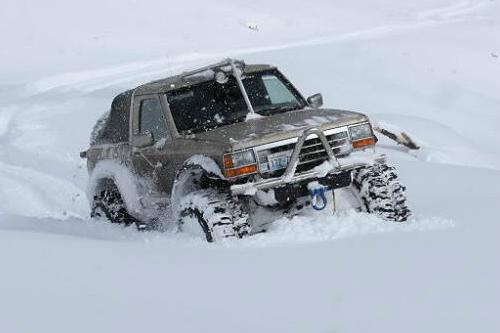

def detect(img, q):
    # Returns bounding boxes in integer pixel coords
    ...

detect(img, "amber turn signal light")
[224,164,257,178]
[352,137,376,149]
[223,154,234,169]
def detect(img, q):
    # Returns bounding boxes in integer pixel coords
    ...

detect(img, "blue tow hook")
[310,187,329,211]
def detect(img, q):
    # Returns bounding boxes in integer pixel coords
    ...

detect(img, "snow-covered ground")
[0,1,499,332]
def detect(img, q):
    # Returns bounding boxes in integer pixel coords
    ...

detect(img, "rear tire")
[352,163,411,222]
[91,184,146,229]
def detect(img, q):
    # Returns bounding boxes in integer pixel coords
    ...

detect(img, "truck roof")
[134,62,274,95]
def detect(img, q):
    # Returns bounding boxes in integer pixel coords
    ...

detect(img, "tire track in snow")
[0,161,87,218]
[27,0,495,94]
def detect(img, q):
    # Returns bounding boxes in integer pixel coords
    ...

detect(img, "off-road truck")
[81,59,411,241]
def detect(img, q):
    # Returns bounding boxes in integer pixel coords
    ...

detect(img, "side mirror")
[133,131,154,148]
[307,93,323,108]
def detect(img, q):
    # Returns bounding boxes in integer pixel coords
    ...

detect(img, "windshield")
[167,70,306,134]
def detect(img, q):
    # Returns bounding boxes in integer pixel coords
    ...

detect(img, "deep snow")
[0,0,499,332]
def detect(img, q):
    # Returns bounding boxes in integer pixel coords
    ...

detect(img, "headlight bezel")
[349,122,376,149]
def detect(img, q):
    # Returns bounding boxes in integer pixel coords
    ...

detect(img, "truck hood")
[190,108,368,150]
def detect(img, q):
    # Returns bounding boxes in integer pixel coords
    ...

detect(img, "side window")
[139,98,167,142]
[262,75,297,104]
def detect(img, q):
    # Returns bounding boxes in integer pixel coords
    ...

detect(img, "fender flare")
[171,155,226,205]
[87,160,144,215]
[179,155,225,180]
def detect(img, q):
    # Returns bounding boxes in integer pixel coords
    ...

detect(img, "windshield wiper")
[257,104,301,116]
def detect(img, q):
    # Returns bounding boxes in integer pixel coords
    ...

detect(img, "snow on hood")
[192,108,367,150]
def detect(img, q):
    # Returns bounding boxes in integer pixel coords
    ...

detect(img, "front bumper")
[230,127,385,196]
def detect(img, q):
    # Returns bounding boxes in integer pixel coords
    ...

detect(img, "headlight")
[349,123,372,140]
[349,123,376,149]
[223,150,257,178]
[224,150,256,168]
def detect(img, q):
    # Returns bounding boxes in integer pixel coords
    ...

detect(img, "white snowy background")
[0,0,499,332]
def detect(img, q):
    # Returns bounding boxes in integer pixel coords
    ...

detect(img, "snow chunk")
[245,112,264,121]
[307,181,325,192]
[255,189,279,206]
[312,160,337,178]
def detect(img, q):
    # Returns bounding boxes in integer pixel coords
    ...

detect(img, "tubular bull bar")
[230,127,385,196]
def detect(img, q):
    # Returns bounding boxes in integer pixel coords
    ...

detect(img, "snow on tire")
[352,163,411,222]
[178,189,251,242]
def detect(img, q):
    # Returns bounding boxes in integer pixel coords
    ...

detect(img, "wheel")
[351,163,411,222]
[172,164,251,242]
[179,190,251,242]
[178,189,251,242]
[91,184,146,229]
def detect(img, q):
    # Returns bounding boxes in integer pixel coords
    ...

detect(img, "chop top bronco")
[82,59,411,241]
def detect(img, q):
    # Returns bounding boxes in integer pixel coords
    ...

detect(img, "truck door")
[131,94,171,194]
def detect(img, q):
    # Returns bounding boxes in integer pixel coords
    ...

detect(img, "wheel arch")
[87,160,144,215]
[174,154,226,187]
[171,155,227,210]
[178,154,225,179]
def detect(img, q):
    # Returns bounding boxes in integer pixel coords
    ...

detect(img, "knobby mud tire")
[91,186,145,229]
[178,189,251,242]
[352,163,411,222]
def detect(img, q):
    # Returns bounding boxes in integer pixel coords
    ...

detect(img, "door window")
[139,98,167,142]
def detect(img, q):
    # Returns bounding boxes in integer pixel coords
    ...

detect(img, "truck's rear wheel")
[352,163,411,222]
[178,189,250,242]
[91,184,145,229]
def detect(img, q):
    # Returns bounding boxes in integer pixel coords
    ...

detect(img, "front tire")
[352,163,411,222]
[178,189,251,242]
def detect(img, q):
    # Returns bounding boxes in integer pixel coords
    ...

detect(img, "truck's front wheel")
[352,163,411,222]
[178,189,250,242]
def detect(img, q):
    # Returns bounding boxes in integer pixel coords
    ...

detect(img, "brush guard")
[231,127,386,196]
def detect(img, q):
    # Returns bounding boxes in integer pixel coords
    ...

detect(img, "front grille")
[258,130,351,177]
